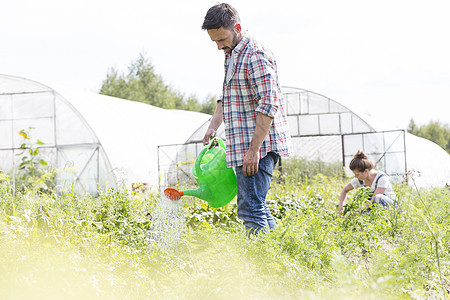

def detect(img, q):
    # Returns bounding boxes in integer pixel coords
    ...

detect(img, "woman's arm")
[339,183,354,216]
[373,187,386,195]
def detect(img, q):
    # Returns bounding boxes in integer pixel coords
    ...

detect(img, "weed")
[0,161,448,298]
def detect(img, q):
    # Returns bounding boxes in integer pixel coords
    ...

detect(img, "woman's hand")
[339,183,354,216]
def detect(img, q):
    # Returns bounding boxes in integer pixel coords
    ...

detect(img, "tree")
[407,119,419,135]
[407,119,450,154]
[100,53,216,114]
[199,96,219,115]
[100,53,182,109]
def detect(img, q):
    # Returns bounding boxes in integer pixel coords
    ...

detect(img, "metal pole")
[10,94,15,197]
[96,145,99,191]
[157,145,160,191]
[52,92,58,189]
[341,134,345,178]
[403,130,407,174]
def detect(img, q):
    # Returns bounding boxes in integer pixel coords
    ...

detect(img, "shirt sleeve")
[375,175,389,189]
[350,177,361,189]
[248,51,280,118]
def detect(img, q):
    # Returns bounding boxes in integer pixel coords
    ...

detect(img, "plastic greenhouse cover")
[1,75,211,192]
[53,85,212,189]
[0,75,51,94]
[404,133,450,188]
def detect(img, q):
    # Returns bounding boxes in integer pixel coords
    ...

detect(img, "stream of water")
[148,192,185,253]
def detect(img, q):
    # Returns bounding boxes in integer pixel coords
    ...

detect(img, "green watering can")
[164,138,237,208]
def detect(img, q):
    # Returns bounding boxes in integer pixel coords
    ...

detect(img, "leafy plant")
[14,127,55,194]
[275,156,344,184]
[0,168,448,299]
[185,200,239,230]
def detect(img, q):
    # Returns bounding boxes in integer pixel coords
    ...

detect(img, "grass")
[0,170,449,299]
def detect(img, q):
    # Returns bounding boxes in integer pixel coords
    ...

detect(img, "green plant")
[14,127,55,194]
[1,169,448,299]
[185,199,239,230]
[275,157,344,184]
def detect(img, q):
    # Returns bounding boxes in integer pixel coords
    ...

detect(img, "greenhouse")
[1,75,448,195]
[159,87,450,189]
[0,74,211,195]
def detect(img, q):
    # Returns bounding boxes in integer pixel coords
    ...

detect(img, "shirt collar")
[232,31,249,54]
[226,31,249,58]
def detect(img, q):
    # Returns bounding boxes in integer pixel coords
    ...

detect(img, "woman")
[338,151,397,215]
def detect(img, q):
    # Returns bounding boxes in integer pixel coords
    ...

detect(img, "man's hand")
[203,128,216,145]
[243,149,260,176]
[242,112,273,176]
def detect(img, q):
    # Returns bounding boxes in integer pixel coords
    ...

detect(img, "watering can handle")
[194,138,225,176]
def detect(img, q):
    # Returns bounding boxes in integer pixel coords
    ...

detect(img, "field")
[0,165,449,299]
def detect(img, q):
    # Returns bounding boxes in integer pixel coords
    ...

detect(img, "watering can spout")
[182,187,212,201]
[163,138,237,208]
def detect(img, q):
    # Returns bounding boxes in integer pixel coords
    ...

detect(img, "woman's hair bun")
[350,150,374,171]
[354,150,368,160]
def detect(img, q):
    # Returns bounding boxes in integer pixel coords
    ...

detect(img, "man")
[201,3,292,234]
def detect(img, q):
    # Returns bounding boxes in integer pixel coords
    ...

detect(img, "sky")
[1,0,449,129]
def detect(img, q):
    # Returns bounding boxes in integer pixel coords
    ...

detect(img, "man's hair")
[202,3,240,30]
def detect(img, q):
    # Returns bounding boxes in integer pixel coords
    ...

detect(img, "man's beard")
[224,32,241,53]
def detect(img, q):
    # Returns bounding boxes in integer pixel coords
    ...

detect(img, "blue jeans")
[235,152,279,234]
[363,194,398,214]
[373,194,396,207]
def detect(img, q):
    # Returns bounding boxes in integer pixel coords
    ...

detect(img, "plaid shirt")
[220,33,292,168]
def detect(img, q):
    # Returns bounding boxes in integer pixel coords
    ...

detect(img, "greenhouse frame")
[158,87,449,189]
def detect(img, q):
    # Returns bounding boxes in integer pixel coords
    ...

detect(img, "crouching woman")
[338,151,397,216]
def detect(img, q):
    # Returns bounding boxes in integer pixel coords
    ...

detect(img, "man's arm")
[242,112,273,176]
[203,101,223,145]
[243,50,280,175]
